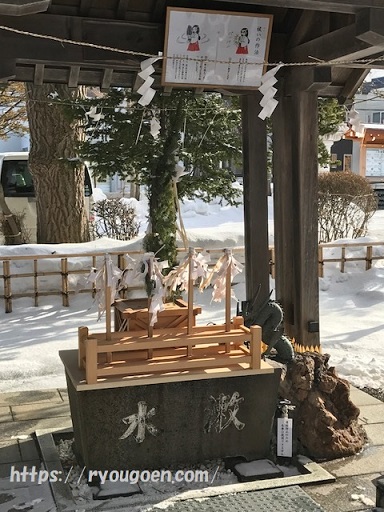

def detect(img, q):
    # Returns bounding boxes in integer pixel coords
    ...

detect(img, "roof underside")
[1,0,384,100]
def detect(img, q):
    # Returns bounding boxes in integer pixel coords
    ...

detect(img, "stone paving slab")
[358,404,384,425]
[0,406,12,424]
[306,473,379,512]
[350,387,383,407]
[0,417,72,439]
[0,460,41,480]
[11,402,70,422]
[0,477,56,511]
[321,445,384,478]
[19,437,41,462]
[0,390,63,406]
[147,486,326,512]
[0,441,21,464]
[364,423,384,446]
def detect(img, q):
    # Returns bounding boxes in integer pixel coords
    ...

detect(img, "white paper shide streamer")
[137,56,162,107]
[200,250,243,302]
[258,64,282,120]
[164,250,210,294]
[86,254,122,320]
[150,116,161,138]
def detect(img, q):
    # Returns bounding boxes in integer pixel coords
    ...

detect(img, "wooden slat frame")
[79,317,261,384]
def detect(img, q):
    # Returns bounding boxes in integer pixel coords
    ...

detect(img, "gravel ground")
[360,386,384,402]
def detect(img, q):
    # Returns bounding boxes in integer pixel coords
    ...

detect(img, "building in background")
[330,77,384,208]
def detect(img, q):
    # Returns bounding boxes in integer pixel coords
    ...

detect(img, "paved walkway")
[0,386,383,512]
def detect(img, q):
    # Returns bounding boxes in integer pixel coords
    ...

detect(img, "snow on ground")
[0,189,383,392]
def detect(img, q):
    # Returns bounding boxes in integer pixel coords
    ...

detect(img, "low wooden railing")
[317,241,384,277]
[0,241,383,312]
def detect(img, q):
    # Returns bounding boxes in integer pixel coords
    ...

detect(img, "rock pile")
[279,352,367,460]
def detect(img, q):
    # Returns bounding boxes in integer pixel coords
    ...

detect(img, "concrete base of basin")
[60,349,281,472]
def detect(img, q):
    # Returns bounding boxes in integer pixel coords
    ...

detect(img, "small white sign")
[277,417,293,457]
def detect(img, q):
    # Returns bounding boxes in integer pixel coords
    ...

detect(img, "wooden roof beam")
[287,23,384,65]
[100,68,114,91]
[284,66,333,94]
[288,11,324,48]
[356,8,384,46]
[215,0,383,15]
[0,14,162,63]
[116,0,130,20]
[338,68,370,103]
[0,58,15,81]
[151,0,166,22]
[0,0,50,16]
[79,0,92,17]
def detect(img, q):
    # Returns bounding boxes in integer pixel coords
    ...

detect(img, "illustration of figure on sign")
[119,401,160,443]
[187,24,200,51]
[236,28,250,54]
[204,391,245,433]
[176,25,209,51]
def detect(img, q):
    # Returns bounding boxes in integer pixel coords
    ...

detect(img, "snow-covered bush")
[91,198,140,241]
[318,172,377,243]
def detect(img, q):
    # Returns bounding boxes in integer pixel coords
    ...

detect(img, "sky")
[0,186,383,392]
[366,69,384,81]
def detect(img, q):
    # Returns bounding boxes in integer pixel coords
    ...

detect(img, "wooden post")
[33,259,38,307]
[91,256,97,298]
[366,246,372,270]
[272,83,320,347]
[341,247,346,273]
[269,247,275,279]
[147,255,153,339]
[250,325,262,370]
[3,260,12,313]
[78,326,88,369]
[318,246,324,278]
[187,247,194,334]
[61,258,69,307]
[104,255,112,342]
[85,337,98,384]
[241,93,270,308]
[225,249,232,332]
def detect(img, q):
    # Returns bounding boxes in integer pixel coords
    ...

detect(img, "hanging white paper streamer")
[200,252,243,302]
[85,105,104,122]
[172,161,190,248]
[258,64,282,120]
[120,252,167,326]
[164,250,210,294]
[137,56,162,107]
[86,255,122,320]
[150,116,161,139]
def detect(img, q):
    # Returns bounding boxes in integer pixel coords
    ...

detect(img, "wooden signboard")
[366,148,384,177]
[162,7,273,89]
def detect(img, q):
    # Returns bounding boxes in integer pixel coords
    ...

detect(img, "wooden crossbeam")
[33,64,45,85]
[68,66,80,89]
[101,68,114,92]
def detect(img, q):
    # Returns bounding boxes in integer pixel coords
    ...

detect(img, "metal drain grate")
[162,486,325,512]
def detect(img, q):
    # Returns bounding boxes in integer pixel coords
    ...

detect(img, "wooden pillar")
[241,93,270,310]
[272,94,295,330]
[273,83,320,348]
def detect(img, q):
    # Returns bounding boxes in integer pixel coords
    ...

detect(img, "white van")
[0,152,93,242]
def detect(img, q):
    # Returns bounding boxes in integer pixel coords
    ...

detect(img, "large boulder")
[279,352,367,460]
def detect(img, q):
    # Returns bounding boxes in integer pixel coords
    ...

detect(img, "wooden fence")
[0,242,383,313]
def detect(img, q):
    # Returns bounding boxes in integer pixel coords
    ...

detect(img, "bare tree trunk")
[25,83,90,243]
[0,183,23,244]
